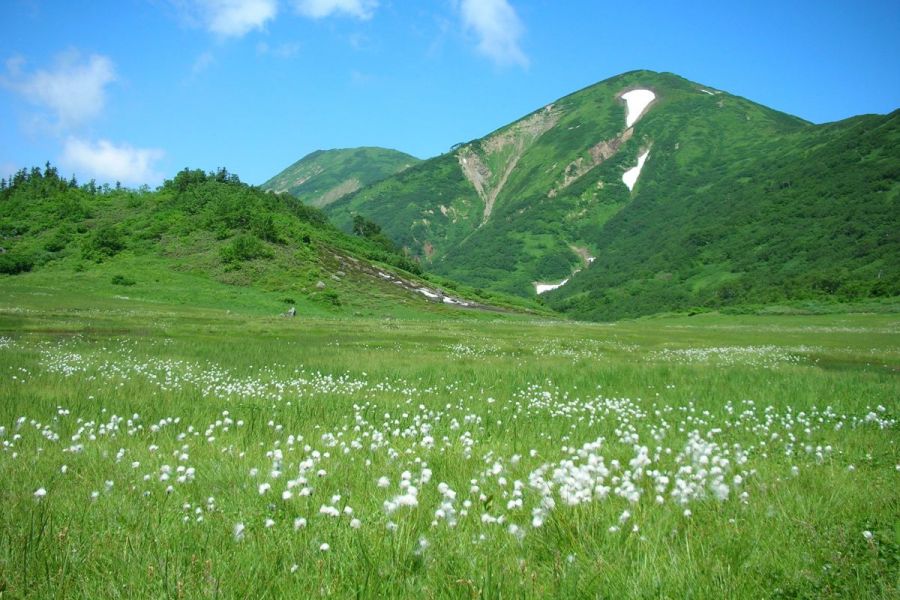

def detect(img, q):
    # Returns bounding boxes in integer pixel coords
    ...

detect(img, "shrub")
[220,234,272,265]
[318,290,341,306]
[111,274,136,286]
[0,252,34,275]
[82,225,126,261]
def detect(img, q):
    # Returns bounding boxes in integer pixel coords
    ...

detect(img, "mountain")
[261,147,420,208]
[322,70,899,319]
[0,165,537,318]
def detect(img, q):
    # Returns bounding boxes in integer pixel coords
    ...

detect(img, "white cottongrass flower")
[264,518,275,528]
[293,517,307,530]
[377,476,390,488]
[350,518,361,529]
[863,530,873,541]
[233,522,246,541]
[319,542,330,552]
[34,487,47,499]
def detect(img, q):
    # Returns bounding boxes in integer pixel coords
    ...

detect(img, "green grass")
[0,289,897,598]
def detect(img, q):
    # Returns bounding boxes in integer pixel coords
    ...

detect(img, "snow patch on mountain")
[535,279,570,295]
[622,149,650,192]
[621,89,656,127]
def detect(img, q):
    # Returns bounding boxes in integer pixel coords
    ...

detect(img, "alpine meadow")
[1,1,899,599]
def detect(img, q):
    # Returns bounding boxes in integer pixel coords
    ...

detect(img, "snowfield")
[621,89,656,127]
[622,149,650,191]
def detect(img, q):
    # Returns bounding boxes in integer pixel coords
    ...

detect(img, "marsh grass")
[0,300,897,598]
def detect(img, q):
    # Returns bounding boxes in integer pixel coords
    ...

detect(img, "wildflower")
[863,530,873,541]
[350,518,361,529]
[233,522,245,541]
[319,542,330,552]
[34,487,47,499]
[293,517,307,530]
[265,518,275,528]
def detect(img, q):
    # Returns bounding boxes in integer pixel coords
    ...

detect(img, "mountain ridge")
[262,147,420,208]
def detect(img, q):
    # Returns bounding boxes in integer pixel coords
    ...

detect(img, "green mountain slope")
[262,147,420,208]
[325,70,899,318]
[0,166,536,318]
[549,110,900,319]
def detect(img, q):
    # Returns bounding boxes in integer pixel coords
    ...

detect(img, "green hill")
[262,147,420,208]
[324,70,899,319]
[0,165,538,318]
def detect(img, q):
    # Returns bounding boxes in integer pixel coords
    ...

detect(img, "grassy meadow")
[0,286,898,598]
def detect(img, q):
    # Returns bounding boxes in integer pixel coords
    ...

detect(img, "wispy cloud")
[349,69,376,86]
[2,50,116,129]
[192,50,216,74]
[256,41,301,58]
[175,0,278,37]
[293,0,377,20]
[459,0,528,68]
[61,138,165,186]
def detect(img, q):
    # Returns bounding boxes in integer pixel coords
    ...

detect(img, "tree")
[352,214,382,238]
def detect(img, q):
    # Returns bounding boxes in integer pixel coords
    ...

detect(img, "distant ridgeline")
[0,165,431,302]
[302,70,899,319]
[262,147,420,208]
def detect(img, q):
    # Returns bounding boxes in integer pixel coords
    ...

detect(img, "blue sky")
[2,0,898,186]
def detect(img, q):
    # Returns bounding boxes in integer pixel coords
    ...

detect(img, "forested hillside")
[0,165,532,316]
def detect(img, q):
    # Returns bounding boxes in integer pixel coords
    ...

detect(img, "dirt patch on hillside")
[314,178,362,207]
[457,104,560,223]
[548,128,633,197]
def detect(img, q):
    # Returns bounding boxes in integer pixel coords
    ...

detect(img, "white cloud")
[61,138,165,185]
[4,51,116,128]
[198,0,278,37]
[293,0,377,20]
[459,0,528,67]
